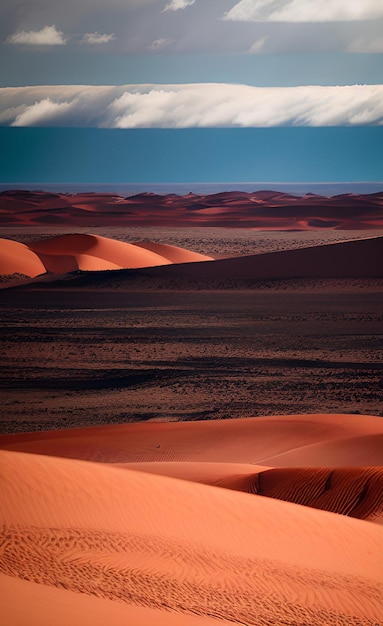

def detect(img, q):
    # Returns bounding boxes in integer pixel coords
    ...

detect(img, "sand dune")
[0,238,46,278]
[1,413,382,464]
[1,449,382,625]
[1,232,381,286]
[0,233,213,278]
[13,233,383,290]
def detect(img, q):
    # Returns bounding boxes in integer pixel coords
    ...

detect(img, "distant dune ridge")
[0,189,383,228]
[1,413,383,624]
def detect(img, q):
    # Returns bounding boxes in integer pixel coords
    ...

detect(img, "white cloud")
[11,98,73,126]
[248,36,268,53]
[1,84,383,128]
[163,0,195,12]
[149,38,172,50]
[80,32,116,44]
[6,25,67,45]
[223,0,383,22]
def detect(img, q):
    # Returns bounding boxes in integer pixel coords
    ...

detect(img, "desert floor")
[0,285,382,433]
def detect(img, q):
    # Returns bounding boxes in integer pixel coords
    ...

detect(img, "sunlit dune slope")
[1,450,383,625]
[0,238,46,278]
[0,234,213,277]
[28,234,173,272]
[1,414,382,465]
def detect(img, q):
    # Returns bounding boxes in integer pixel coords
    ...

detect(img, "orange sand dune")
[28,234,173,271]
[1,414,382,465]
[0,234,214,278]
[0,238,46,278]
[1,450,383,624]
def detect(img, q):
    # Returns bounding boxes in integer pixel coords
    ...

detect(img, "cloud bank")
[223,0,383,22]
[6,25,67,45]
[1,83,382,128]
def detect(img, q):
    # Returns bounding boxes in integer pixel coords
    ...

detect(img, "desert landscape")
[1,190,383,624]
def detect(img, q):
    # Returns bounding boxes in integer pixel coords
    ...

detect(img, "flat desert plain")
[1,226,383,625]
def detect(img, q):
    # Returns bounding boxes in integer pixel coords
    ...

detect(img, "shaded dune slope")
[129,235,383,284]
[0,234,213,278]
[1,450,383,625]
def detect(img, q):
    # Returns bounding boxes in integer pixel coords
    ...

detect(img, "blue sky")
[1,0,382,184]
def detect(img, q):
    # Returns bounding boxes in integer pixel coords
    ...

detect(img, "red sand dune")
[1,449,383,624]
[1,189,383,228]
[0,234,213,278]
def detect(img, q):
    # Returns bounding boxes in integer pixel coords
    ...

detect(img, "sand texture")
[1,414,383,626]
